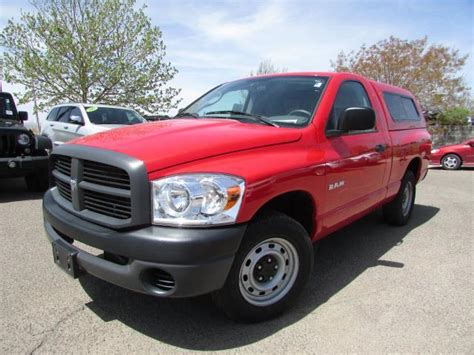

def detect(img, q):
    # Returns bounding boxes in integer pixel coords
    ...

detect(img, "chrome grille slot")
[0,134,16,157]
[54,156,72,176]
[83,190,131,219]
[55,179,72,202]
[83,160,130,189]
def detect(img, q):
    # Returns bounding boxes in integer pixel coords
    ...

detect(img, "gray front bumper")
[43,189,247,297]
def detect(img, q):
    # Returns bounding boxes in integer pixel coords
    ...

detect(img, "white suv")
[41,103,146,145]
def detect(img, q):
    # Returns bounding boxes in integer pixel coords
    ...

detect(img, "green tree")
[250,59,287,76]
[436,107,470,125]
[331,36,470,111]
[0,0,180,115]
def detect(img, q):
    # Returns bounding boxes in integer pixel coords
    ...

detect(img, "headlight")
[17,133,30,146]
[152,174,245,226]
[431,149,439,154]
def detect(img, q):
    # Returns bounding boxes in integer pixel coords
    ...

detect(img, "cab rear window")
[383,92,420,121]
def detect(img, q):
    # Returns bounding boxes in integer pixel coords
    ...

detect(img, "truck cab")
[42,72,431,321]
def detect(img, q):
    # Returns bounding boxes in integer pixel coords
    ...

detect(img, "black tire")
[383,170,416,226]
[441,153,461,170]
[25,168,49,192]
[212,211,314,322]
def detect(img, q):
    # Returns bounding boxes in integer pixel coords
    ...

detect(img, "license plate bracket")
[52,241,82,278]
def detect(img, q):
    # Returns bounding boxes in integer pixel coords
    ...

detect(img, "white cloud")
[157,0,473,109]
[195,1,285,42]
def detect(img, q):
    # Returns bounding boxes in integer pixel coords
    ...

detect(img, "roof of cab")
[245,71,414,97]
[370,80,413,97]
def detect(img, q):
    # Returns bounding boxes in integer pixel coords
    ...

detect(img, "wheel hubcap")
[444,156,458,169]
[401,181,413,216]
[239,237,299,306]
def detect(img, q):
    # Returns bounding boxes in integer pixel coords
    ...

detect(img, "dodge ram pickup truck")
[43,72,431,322]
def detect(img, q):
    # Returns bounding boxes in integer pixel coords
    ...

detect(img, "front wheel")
[441,154,461,170]
[212,211,314,322]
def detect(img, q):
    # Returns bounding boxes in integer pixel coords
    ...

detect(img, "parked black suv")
[0,92,52,191]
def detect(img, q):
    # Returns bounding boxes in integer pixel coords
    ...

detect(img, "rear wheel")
[25,168,49,192]
[213,211,313,322]
[383,170,416,226]
[441,154,461,170]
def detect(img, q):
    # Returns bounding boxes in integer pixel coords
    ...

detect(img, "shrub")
[437,107,470,125]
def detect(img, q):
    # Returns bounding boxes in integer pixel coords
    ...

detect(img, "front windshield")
[84,106,145,125]
[0,93,18,120]
[180,76,328,127]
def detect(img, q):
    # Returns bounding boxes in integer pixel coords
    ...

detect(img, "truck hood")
[71,119,302,172]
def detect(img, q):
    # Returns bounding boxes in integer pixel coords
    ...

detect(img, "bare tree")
[250,59,287,76]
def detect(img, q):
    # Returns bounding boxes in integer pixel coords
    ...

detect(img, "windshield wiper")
[204,110,279,127]
[175,112,199,118]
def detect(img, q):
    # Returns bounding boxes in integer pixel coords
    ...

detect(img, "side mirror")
[19,111,28,121]
[338,107,376,132]
[69,115,83,124]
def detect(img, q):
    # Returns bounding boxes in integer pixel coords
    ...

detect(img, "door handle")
[64,126,69,129]
[375,144,386,153]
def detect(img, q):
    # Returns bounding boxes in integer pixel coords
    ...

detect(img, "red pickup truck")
[43,72,431,322]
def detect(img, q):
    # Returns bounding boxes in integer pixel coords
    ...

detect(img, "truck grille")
[52,155,131,220]
[54,155,72,176]
[83,190,131,219]
[55,178,72,202]
[0,133,16,157]
[83,160,130,189]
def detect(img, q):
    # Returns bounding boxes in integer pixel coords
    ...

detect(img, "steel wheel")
[238,237,299,307]
[383,170,416,226]
[401,180,413,217]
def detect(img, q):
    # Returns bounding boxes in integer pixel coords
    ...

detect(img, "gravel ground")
[0,168,472,353]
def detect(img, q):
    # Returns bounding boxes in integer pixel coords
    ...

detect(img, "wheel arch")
[252,190,316,237]
[406,157,422,182]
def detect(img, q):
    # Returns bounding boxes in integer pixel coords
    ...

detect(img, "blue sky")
[0,0,472,123]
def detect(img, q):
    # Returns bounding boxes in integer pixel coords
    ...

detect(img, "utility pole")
[0,56,3,92]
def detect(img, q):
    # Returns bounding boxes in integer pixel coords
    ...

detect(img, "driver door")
[322,79,391,229]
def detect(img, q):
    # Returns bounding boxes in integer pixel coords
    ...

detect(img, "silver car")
[41,103,146,145]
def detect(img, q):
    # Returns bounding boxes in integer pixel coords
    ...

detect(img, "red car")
[42,72,431,321]
[431,139,474,170]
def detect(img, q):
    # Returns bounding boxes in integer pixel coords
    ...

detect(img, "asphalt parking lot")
[0,168,472,353]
